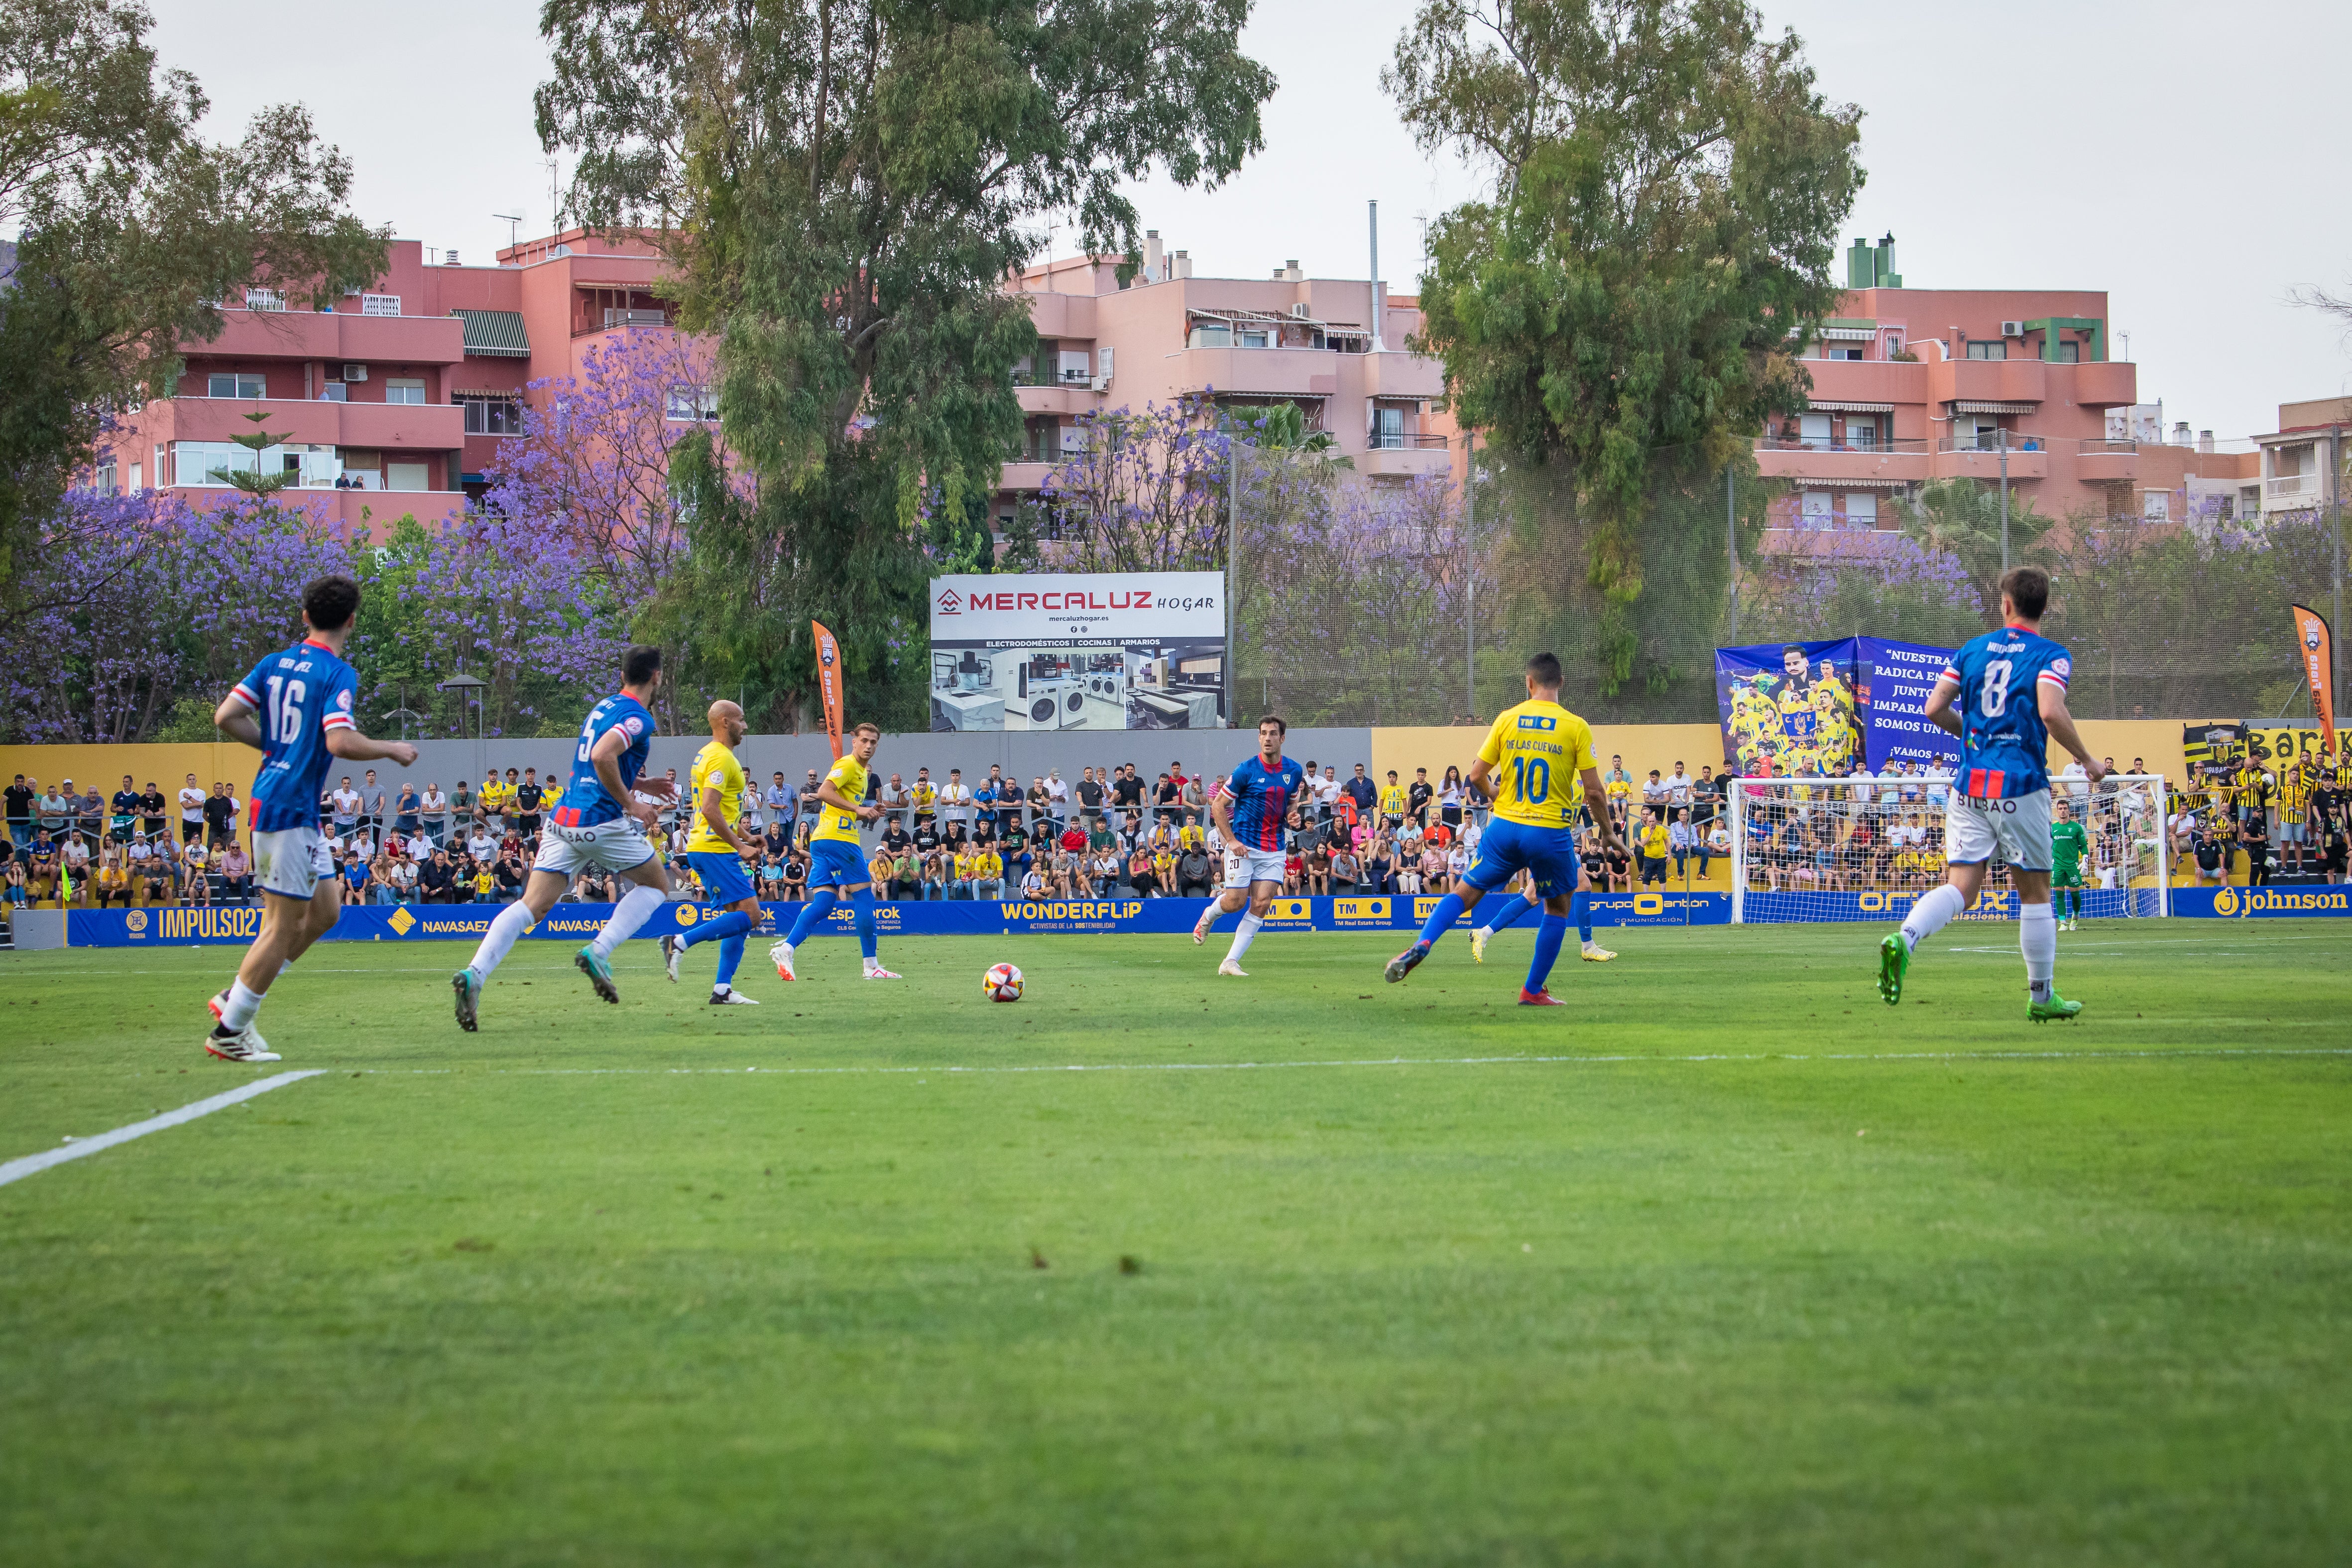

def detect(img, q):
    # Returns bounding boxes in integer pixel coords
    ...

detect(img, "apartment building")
[993,233,1454,526]
[2254,395,2352,521]
[1755,236,2139,538]
[101,230,677,530]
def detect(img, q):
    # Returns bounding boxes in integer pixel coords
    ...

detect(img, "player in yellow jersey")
[1385,652,1626,1004]
[769,722,895,980]
[659,700,767,1004]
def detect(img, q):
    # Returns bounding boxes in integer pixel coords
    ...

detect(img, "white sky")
[151,0,2352,443]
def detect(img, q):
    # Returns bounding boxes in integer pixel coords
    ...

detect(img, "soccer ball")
[982,962,1024,1002]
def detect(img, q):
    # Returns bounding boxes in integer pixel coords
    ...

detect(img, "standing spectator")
[204,781,237,850]
[73,781,104,842]
[111,775,142,846]
[1151,770,1180,825]
[878,771,911,829]
[514,769,544,841]
[328,776,361,839]
[419,782,448,847]
[133,779,166,841]
[1112,763,1145,818]
[937,768,971,833]
[5,773,34,847]
[1378,770,1408,833]
[908,768,938,831]
[1075,767,1105,827]
[1343,763,1377,823]
[2240,812,2272,888]
[394,780,422,843]
[1640,769,1668,821]
[1638,808,1670,886]
[172,773,204,843]
[447,777,474,834]
[217,840,253,903]
[359,768,387,836]
[1045,768,1070,828]
[1407,767,1434,828]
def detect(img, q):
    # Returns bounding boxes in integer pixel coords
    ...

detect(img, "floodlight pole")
[1464,430,1476,722]
[1999,426,2010,575]
[1226,429,1239,727]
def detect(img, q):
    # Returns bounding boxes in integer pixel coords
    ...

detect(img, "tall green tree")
[536,0,1275,728]
[0,0,385,594]
[1387,0,1862,703]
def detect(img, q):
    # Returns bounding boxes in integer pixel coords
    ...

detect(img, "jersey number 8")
[1978,659,2012,718]
[1509,755,1551,805]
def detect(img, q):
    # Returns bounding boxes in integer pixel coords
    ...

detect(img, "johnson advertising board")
[927,572,1228,733]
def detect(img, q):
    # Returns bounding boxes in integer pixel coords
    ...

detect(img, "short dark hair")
[1258,714,1288,735]
[853,721,880,738]
[1526,651,1563,689]
[1999,566,2050,620]
[622,644,663,685]
[303,575,362,632]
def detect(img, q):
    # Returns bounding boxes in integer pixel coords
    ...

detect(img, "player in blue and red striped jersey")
[1191,715,1306,976]
[203,576,417,1062]
[1878,567,2105,1021]
[451,645,679,1029]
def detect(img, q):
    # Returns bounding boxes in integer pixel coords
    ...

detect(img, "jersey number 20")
[1509,756,1550,805]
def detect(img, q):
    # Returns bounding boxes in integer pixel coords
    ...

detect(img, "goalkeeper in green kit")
[2050,799,2091,931]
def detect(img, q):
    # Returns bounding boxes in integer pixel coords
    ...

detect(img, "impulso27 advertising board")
[927,572,1226,733]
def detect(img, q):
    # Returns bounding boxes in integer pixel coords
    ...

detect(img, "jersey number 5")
[1978,659,2013,718]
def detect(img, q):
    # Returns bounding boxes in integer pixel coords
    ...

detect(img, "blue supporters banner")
[2174,885,2352,919]
[1854,636,1961,771]
[1715,639,1861,775]
[1738,886,2162,923]
[64,891,1734,947]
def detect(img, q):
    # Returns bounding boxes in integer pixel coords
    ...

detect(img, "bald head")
[708,700,745,746]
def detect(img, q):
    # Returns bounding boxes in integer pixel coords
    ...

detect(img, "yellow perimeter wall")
[0,722,2252,809]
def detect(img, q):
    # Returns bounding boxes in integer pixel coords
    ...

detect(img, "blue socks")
[1415,891,1466,948]
[681,908,753,949]
[1481,894,1539,936]
[1572,889,1593,945]
[716,933,745,987]
[852,886,878,962]
[786,888,837,947]
[1528,913,1570,995]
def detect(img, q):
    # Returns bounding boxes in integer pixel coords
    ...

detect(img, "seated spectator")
[973,846,1004,900]
[419,849,457,903]
[95,848,133,909]
[3,854,25,907]
[1020,866,1048,899]
[1176,844,1215,899]
[472,858,499,903]
[1127,845,1160,897]
[2189,832,2228,886]
[781,852,808,901]
[1303,841,1331,895]
[1329,845,1359,893]
[1668,809,1695,879]
[339,850,368,906]
[216,840,252,903]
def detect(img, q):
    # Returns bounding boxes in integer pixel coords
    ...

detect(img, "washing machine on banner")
[1017,668,1074,729]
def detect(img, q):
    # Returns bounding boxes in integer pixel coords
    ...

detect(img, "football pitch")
[3,920,2349,1566]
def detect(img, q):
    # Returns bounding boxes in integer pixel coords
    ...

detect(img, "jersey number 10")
[1509,756,1551,805]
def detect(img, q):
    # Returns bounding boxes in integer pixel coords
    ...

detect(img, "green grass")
[2,919,2349,1566]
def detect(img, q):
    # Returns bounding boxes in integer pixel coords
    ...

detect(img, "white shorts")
[533,816,658,878]
[253,826,333,900]
[1223,846,1287,889]
[1945,787,2051,871]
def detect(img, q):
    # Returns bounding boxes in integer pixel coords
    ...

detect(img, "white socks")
[468,900,535,979]
[1225,913,1263,965]
[2020,902,2056,1001]
[592,883,665,959]
[1899,883,1968,952]
[220,980,264,1030]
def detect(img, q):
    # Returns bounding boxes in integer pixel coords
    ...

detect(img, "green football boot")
[2028,991,2083,1023]
[451,967,481,1032]
[576,945,620,1004]
[1876,932,1908,1007]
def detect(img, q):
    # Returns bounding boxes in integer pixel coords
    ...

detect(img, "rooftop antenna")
[1369,199,1384,352]
[494,213,523,254]
[546,157,562,237]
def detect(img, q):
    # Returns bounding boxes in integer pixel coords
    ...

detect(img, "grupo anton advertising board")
[926,571,1228,733]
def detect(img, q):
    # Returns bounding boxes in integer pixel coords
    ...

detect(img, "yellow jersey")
[1477,698,1599,830]
[687,740,747,853]
[812,754,869,845]
[1380,784,1409,816]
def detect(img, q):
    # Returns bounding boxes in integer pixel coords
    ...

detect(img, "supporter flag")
[812,619,844,761]
[2291,604,2336,752]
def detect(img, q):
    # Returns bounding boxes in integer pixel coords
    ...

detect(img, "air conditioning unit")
[1291,303,1311,318]
[2000,321,2024,338]
[1090,374,1111,392]
[341,363,368,382]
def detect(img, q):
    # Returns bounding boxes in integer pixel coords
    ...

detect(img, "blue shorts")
[1462,819,1581,900]
[807,838,869,890]
[688,849,753,906]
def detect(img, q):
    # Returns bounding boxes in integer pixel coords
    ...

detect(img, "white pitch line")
[355,1046,2352,1081]
[0,1071,325,1188]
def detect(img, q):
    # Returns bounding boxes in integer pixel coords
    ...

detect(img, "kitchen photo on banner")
[1715,638,1862,776]
[927,572,1226,732]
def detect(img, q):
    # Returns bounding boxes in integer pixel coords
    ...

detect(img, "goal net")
[1727,774,2171,924]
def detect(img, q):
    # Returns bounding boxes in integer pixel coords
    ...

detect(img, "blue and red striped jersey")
[552,693,654,828]
[1218,752,1304,851]
[1942,626,2072,798]
[231,639,359,834]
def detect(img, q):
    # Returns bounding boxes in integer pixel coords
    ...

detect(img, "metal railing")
[1757,436,1929,454]
[1369,432,1450,450]
[1936,435,2046,454]
[2265,474,2316,499]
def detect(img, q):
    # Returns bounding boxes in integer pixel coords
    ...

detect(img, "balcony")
[2264,474,2325,509]
[142,396,465,452]
[1169,345,1338,398]
[1359,350,1445,400]
[192,307,465,365]
[1359,432,1454,478]
[1930,439,2046,482]
[995,460,1059,493]
[168,485,466,535]
[2057,359,2137,409]
[1014,379,1101,416]
[2074,439,2139,483]
[1753,437,1930,485]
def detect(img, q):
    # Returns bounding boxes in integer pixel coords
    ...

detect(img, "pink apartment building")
[991,233,1455,526]
[104,230,678,530]
[1756,236,2141,538]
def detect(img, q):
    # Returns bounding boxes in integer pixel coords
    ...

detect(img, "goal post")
[1727,774,2170,924]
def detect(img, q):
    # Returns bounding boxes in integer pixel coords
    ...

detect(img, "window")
[91,459,117,494]
[1846,491,1878,527]
[1057,350,1091,381]
[207,372,267,399]
[2142,490,2170,521]
[1187,323,1231,349]
[384,378,426,405]
[360,294,401,317]
[665,384,718,422]
[1799,412,1831,450]
[1822,345,1862,361]
[1374,406,1404,448]
[1799,490,1833,528]
[2052,340,2080,363]
[1237,330,1270,349]
[1846,416,1879,450]
[243,287,285,312]
[1966,341,2006,360]
[460,396,525,435]
[318,383,347,402]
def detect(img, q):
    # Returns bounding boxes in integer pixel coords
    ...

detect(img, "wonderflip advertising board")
[927,572,1228,733]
